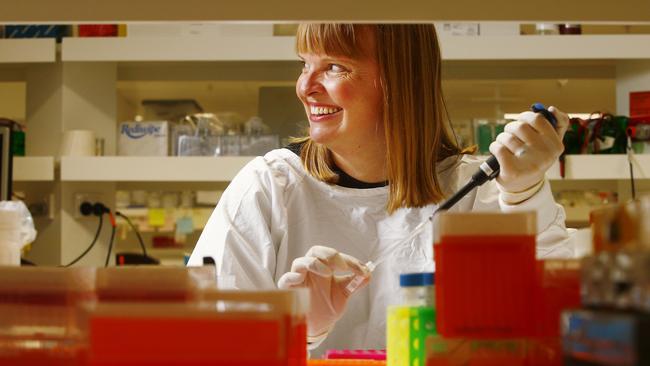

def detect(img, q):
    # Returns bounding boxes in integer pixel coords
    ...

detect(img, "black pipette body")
[436,103,558,213]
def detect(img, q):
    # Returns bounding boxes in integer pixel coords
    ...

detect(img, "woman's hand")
[277,245,370,341]
[489,106,569,194]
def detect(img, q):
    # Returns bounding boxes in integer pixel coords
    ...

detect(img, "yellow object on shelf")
[148,208,166,227]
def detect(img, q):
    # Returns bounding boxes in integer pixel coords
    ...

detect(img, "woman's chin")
[308,129,336,145]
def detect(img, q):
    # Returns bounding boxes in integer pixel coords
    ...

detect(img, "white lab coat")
[188,148,573,356]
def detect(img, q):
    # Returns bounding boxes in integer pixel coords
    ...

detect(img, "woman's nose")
[298,71,323,97]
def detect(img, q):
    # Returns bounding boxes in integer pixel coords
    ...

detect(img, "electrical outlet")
[74,192,106,218]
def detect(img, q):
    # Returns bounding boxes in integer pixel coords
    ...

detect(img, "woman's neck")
[330,142,387,184]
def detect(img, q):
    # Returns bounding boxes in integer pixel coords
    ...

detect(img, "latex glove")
[277,245,371,340]
[489,106,569,194]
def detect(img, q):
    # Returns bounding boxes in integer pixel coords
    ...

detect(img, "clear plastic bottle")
[399,272,435,307]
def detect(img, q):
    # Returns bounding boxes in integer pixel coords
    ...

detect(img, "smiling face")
[295,32,383,151]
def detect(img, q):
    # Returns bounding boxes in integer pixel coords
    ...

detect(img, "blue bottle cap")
[399,272,435,287]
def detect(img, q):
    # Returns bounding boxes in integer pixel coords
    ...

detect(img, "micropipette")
[345,103,558,293]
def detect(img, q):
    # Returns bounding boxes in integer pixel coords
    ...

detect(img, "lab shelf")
[60,35,650,62]
[547,154,650,180]
[61,36,297,61]
[438,35,650,60]
[0,39,56,63]
[60,156,255,182]
[13,156,55,181]
[58,154,649,182]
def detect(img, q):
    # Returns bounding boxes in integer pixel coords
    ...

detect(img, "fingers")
[278,271,306,289]
[290,256,332,277]
[505,116,563,152]
[495,132,525,156]
[305,245,368,277]
[503,120,539,146]
[548,106,570,139]
[489,140,518,169]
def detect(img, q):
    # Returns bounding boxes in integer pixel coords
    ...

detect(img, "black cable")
[115,211,148,257]
[104,223,116,267]
[62,214,103,267]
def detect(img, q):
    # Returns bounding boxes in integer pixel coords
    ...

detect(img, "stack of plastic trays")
[434,212,537,338]
[532,259,581,337]
[561,199,650,365]
[387,307,436,366]
[0,267,96,366]
[425,337,563,366]
[95,265,217,302]
[82,288,309,366]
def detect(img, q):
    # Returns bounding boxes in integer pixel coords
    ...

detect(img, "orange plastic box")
[434,212,537,338]
[83,289,308,366]
[0,266,96,366]
[95,265,216,302]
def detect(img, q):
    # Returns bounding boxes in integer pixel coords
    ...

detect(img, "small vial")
[345,261,376,294]
[399,272,435,307]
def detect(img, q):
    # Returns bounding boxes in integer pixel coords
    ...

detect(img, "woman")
[189,24,572,355]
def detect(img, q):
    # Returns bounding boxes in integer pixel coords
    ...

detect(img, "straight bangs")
[296,24,368,58]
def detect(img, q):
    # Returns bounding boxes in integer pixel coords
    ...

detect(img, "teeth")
[310,106,341,115]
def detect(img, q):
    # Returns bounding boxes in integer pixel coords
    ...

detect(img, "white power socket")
[73,192,106,218]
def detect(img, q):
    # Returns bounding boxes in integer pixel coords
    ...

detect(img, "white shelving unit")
[0,39,56,63]
[60,156,254,182]
[62,36,296,61]
[13,156,55,181]
[6,29,650,266]
[438,35,650,60]
[546,155,650,181]
[61,34,650,62]
[56,154,649,182]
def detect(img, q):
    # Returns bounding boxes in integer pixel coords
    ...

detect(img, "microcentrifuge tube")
[345,261,376,293]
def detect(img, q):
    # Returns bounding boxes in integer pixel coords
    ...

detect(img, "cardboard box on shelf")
[118,121,169,156]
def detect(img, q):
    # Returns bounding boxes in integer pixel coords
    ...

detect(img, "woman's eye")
[329,64,345,73]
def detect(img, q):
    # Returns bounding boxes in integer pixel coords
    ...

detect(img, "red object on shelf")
[630,91,650,118]
[78,25,118,37]
[152,235,181,248]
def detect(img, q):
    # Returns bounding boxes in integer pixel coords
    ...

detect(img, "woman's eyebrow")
[322,56,356,65]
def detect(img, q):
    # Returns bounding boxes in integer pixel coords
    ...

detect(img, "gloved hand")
[277,245,371,341]
[489,106,569,196]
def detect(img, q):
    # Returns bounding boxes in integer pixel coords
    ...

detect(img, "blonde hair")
[295,24,464,213]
